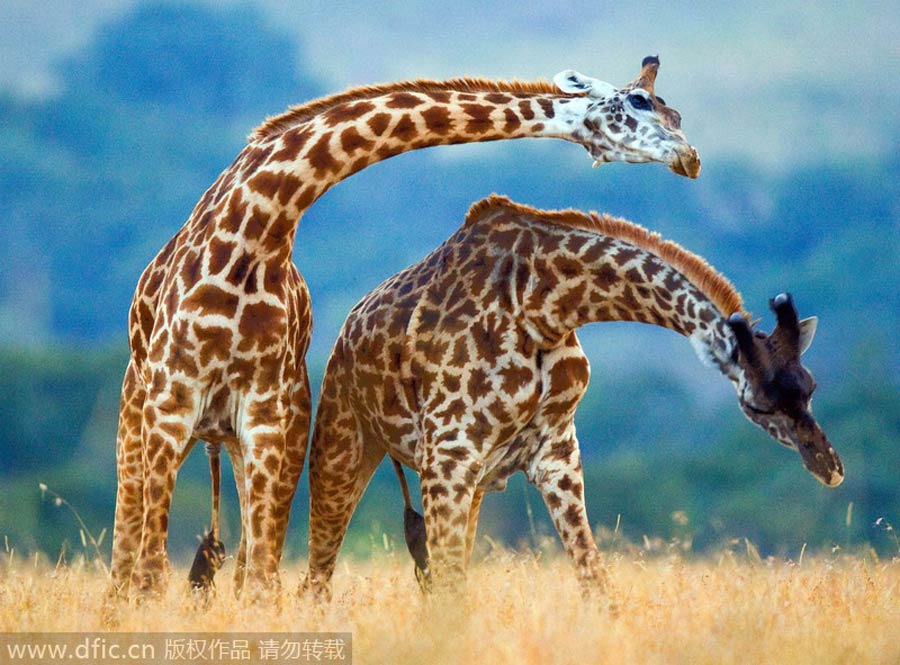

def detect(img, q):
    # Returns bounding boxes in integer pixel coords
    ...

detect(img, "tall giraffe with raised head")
[110,56,701,599]
[305,195,843,598]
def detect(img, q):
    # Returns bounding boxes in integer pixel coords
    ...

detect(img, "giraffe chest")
[396,328,589,489]
[471,337,591,490]
[387,359,588,495]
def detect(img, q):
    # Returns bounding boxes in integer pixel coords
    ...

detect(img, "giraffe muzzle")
[795,418,844,487]
[668,145,701,179]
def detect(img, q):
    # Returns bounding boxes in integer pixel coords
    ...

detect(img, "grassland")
[1,547,898,665]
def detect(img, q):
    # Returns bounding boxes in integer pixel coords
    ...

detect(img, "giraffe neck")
[468,206,737,370]
[193,87,587,249]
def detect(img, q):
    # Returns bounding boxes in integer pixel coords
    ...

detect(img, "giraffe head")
[723,293,843,487]
[553,56,701,178]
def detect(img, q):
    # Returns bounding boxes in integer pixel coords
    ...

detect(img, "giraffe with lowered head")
[110,56,701,599]
[304,195,843,598]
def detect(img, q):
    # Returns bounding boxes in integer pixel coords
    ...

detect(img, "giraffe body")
[110,58,701,598]
[304,195,842,598]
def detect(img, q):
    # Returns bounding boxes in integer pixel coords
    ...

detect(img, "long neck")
[490,219,735,367]
[191,87,586,249]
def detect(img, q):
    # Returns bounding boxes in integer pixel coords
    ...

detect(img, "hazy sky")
[2,0,898,166]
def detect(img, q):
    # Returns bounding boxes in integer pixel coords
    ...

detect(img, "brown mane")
[251,77,574,140]
[466,195,746,318]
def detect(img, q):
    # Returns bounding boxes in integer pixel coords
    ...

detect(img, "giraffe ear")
[553,70,618,98]
[798,316,818,355]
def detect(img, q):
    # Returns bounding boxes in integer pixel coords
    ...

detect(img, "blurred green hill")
[0,3,897,563]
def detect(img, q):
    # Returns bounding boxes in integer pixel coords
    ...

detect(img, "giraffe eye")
[628,94,652,111]
[656,96,666,106]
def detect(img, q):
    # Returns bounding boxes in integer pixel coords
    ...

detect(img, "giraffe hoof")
[414,564,432,594]
[130,562,170,602]
[100,593,123,628]
[299,573,333,604]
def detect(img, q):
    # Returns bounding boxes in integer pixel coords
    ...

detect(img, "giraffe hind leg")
[238,421,292,598]
[225,441,249,598]
[303,419,384,602]
[109,361,145,598]
[129,387,197,597]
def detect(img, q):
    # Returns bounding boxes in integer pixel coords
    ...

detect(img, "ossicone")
[770,291,801,350]
[770,292,798,326]
[634,55,660,93]
[726,312,756,360]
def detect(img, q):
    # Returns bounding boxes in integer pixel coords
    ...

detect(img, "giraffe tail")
[189,442,226,591]
[391,458,430,590]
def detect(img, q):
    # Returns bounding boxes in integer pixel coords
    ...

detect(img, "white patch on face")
[689,331,717,368]
[690,328,742,385]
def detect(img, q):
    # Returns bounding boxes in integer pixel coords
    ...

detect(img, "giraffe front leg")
[109,361,145,599]
[532,433,608,599]
[419,445,481,593]
[303,419,384,602]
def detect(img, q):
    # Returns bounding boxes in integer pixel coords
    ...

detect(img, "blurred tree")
[59,2,320,124]
[1,2,324,343]
[0,347,125,472]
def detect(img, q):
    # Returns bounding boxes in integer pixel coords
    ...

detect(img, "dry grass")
[1,549,898,665]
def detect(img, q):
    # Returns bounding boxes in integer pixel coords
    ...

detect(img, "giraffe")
[110,56,702,599]
[303,195,843,599]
